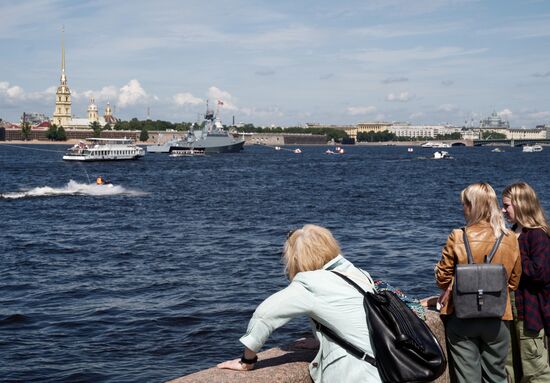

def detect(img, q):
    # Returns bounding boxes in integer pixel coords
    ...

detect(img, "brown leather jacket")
[435,222,521,320]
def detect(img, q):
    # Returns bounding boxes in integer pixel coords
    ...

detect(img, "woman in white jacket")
[217,224,381,383]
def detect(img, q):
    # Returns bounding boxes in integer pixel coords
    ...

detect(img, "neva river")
[1,143,548,382]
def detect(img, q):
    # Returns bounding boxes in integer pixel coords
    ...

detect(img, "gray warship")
[168,104,244,154]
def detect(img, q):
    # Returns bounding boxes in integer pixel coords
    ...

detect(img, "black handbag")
[314,271,446,383]
[452,228,507,319]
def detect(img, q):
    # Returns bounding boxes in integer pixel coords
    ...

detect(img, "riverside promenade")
[166,302,451,383]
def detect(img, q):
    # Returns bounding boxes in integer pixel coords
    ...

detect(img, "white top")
[240,255,381,383]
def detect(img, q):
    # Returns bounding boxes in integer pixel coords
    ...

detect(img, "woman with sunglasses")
[217,224,381,382]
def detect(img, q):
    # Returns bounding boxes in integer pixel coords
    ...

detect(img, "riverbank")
[0,139,454,147]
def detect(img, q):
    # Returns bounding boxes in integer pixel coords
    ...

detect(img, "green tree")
[21,121,32,140]
[47,124,59,140]
[128,117,140,131]
[481,131,506,139]
[357,130,396,142]
[57,126,67,141]
[90,121,102,137]
[139,128,149,142]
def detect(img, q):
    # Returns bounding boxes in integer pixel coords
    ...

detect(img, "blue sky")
[1,0,549,127]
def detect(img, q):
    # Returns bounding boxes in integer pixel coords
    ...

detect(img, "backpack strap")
[311,271,377,367]
[462,227,505,264]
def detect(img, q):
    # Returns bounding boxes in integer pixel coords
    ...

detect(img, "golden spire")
[61,25,67,85]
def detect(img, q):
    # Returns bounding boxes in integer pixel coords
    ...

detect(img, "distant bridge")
[472,138,550,146]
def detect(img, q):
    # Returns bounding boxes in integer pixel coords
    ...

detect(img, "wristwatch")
[240,352,258,365]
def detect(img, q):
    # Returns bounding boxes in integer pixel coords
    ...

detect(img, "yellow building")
[345,122,392,140]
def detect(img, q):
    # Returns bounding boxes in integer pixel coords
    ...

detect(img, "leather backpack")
[452,228,507,319]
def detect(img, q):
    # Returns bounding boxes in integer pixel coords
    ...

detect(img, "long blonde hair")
[461,182,508,237]
[283,224,340,280]
[503,182,550,236]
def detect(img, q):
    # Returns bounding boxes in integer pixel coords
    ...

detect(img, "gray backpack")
[452,228,508,319]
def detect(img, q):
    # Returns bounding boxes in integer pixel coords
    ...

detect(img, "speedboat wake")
[1,180,148,200]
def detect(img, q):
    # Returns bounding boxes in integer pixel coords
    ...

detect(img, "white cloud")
[207,86,237,110]
[173,92,203,106]
[118,79,149,108]
[6,85,24,99]
[498,108,513,120]
[0,81,52,103]
[347,106,377,115]
[78,86,118,103]
[0,82,25,101]
[386,92,413,102]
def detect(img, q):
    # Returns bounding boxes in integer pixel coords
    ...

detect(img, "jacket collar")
[323,254,346,271]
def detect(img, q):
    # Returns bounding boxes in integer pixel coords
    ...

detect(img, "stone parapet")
[167,308,450,383]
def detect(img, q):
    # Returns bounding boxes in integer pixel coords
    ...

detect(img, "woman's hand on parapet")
[217,358,255,371]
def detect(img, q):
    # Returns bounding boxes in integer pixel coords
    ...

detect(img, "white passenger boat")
[522,144,543,153]
[421,141,451,148]
[63,138,145,161]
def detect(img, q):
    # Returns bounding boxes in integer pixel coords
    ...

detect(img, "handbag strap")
[311,271,377,367]
[462,227,505,264]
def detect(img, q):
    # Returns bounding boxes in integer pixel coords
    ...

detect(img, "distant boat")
[169,148,205,157]
[63,138,144,161]
[407,147,414,152]
[293,148,302,154]
[491,147,503,153]
[325,147,344,155]
[433,150,453,159]
[522,144,543,153]
[422,141,451,148]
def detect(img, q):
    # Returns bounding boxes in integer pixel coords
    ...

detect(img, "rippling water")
[1,143,549,382]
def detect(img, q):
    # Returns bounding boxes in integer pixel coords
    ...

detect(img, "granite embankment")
[166,305,450,383]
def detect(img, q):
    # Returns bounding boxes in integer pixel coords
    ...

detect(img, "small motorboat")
[293,148,302,154]
[522,144,543,153]
[325,147,344,155]
[491,147,503,153]
[433,150,453,159]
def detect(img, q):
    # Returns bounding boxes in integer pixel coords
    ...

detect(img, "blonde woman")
[217,224,381,382]
[502,182,550,383]
[435,183,521,383]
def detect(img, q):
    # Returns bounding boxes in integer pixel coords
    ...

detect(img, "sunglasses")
[287,228,298,239]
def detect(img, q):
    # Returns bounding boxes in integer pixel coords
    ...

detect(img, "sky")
[1,0,549,128]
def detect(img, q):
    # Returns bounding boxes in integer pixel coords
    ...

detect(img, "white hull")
[63,154,143,161]
[522,145,543,153]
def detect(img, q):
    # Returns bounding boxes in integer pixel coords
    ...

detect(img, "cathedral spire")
[61,25,67,85]
[53,25,71,127]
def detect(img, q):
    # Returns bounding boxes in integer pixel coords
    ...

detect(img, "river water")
[0,143,548,382]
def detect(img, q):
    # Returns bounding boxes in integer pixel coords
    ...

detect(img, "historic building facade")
[52,32,118,129]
